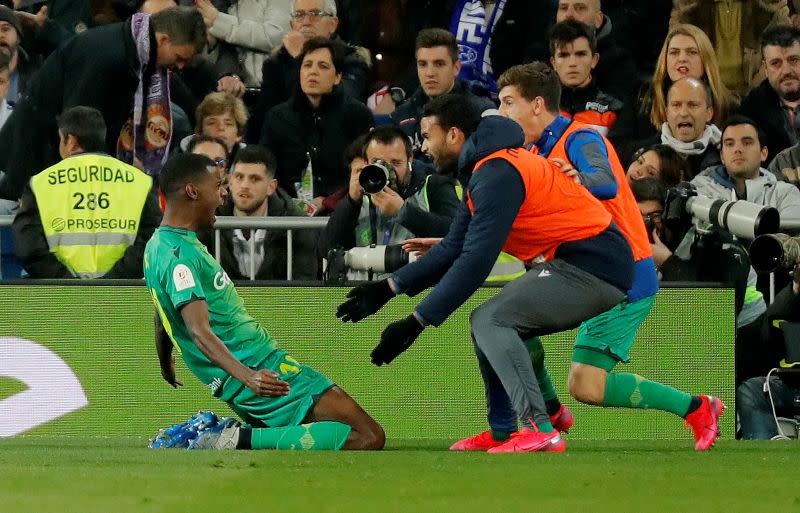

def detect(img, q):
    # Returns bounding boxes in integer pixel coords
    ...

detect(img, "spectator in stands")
[649,77,722,178]
[182,92,247,163]
[626,144,688,187]
[12,106,161,278]
[769,137,800,185]
[448,0,556,98]
[249,0,370,143]
[741,25,800,166]
[554,0,636,101]
[188,134,230,176]
[196,0,292,86]
[692,115,800,217]
[670,0,791,95]
[0,5,37,104]
[388,28,495,160]
[260,37,373,211]
[319,125,461,281]
[0,51,10,130]
[199,145,319,281]
[0,6,206,200]
[611,24,736,166]
[549,19,622,137]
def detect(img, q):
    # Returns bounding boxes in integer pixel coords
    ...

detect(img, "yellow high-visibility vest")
[31,153,153,278]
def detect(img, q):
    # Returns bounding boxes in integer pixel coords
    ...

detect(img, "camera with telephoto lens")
[663,182,780,240]
[324,244,418,283]
[359,160,398,194]
[749,233,800,273]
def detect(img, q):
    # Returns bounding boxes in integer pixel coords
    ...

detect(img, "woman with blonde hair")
[648,24,737,129]
[610,24,737,164]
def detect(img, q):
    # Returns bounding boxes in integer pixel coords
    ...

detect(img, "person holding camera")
[320,125,461,281]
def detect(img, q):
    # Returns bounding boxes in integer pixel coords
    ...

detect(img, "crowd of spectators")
[6,0,800,439]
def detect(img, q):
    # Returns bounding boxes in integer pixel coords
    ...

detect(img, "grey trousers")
[470,259,626,427]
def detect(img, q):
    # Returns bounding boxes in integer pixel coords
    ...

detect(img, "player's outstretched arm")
[180,300,290,397]
[154,312,183,389]
[336,278,397,323]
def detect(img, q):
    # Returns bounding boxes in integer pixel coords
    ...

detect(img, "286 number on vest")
[72,192,110,210]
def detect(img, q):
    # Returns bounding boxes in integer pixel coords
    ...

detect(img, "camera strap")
[368,197,378,246]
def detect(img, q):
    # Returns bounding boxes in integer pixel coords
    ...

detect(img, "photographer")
[632,177,776,386]
[319,125,460,280]
[737,262,800,440]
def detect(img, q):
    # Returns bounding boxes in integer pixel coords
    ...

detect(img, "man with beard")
[0,6,37,105]
[741,25,800,167]
[202,144,319,281]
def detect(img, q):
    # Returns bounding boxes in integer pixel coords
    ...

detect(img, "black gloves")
[336,278,396,323]
[371,315,425,366]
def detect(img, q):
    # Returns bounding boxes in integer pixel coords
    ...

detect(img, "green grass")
[1,437,796,513]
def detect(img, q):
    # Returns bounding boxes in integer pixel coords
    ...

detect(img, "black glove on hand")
[336,278,396,323]
[371,314,424,366]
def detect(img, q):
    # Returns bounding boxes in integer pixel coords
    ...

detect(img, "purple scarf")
[117,13,172,178]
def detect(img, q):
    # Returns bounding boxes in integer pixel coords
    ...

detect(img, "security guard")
[13,106,161,278]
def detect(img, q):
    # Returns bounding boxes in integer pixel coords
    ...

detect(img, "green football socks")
[247,421,352,451]
[524,337,558,402]
[602,373,691,416]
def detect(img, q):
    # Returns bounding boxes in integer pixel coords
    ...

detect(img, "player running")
[455,63,724,452]
[145,152,384,451]
[338,94,636,453]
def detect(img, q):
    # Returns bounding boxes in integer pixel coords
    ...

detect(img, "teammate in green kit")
[144,152,384,451]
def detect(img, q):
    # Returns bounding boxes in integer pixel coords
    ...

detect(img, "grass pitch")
[1,437,796,513]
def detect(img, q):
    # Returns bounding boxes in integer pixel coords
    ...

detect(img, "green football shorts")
[572,294,656,371]
[226,348,335,428]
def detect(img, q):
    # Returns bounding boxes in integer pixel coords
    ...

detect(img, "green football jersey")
[144,226,277,398]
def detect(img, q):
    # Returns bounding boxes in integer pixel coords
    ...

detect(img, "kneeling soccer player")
[145,153,384,451]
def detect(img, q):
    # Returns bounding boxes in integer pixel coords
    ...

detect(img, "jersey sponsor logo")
[173,264,196,291]
[0,337,89,437]
[208,377,222,395]
[213,271,232,290]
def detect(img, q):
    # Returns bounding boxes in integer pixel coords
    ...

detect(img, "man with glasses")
[249,0,369,143]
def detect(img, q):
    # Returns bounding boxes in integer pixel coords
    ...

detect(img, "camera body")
[325,244,418,283]
[359,160,398,194]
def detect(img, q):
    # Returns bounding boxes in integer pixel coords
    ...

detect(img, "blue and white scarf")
[450,0,506,96]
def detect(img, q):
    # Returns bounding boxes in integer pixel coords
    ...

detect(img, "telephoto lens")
[359,160,395,194]
[749,233,800,273]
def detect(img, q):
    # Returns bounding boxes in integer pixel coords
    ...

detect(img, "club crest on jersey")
[172,264,196,291]
[213,271,232,290]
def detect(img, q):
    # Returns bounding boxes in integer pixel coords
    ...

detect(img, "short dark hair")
[415,28,459,62]
[150,7,207,54]
[57,106,106,153]
[630,144,687,187]
[0,52,9,73]
[630,177,667,205]
[720,114,768,149]
[231,145,278,179]
[422,94,482,138]
[187,134,228,157]
[497,61,561,114]
[300,37,345,72]
[159,152,215,199]
[363,125,412,159]
[549,19,597,55]
[760,24,800,56]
